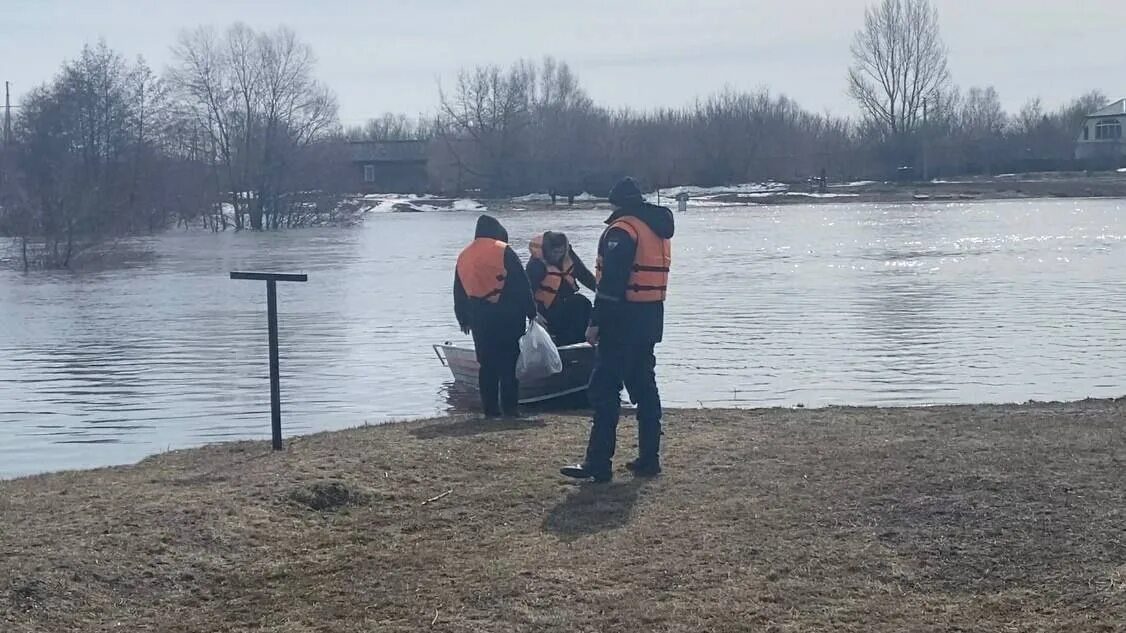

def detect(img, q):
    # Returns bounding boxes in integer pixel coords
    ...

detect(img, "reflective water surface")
[2,199,1125,477]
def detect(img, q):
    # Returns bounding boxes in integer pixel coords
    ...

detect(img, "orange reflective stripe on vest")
[595,217,671,303]
[456,238,507,303]
[529,233,576,309]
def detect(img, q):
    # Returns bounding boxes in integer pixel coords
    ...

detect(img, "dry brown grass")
[2,400,1124,632]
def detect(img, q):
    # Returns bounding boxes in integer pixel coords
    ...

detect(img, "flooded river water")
[3,198,1126,477]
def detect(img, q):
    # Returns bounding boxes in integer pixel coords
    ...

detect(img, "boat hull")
[435,342,593,405]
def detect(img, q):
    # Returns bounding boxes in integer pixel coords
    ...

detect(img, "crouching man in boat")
[561,177,674,482]
[454,215,537,418]
[526,231,597,346]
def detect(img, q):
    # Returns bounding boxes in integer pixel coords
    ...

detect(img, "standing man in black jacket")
[454,215,537,418]
[561,177,674,482]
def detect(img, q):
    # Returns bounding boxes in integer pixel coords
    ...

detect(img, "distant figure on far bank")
[454,215,537,418]
[526,231,597,346]
[561,177,674,482]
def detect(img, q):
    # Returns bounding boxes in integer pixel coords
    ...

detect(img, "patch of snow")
[365,202,395,213]
[449,199,487,212]
[348,193,488,213]
[656,182,787,198]
[367,198,413,213]
[786,192,860,198]
[362,192,433,201]
[683,199,748,208]
[362,195,426,213]
[1117,168,1126,173]
[646,194,748,207]
[832,180,878,188]
[509,192,601,203]
[381,197,487,213]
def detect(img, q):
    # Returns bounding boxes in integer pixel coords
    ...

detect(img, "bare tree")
[526,57,596,194]
[438,62,534,194]
[347,113,434,141]
[957,86,1006,173]
[1014,98,1044,136]
[691,89,763,184]
[848,0,950,138]
[168,24,338,230]
[8,42,170,267]
[0,145,34,270]
[168,27,241,228]
[254,27,338,229]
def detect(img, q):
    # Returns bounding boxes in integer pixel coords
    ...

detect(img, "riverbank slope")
[2,400,1124,632]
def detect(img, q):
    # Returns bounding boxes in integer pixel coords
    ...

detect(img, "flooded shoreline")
[3,197,1126,477]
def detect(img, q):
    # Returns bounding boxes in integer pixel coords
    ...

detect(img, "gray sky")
[3,0,1123,125]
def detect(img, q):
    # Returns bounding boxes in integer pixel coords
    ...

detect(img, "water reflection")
[2,199,1126,477]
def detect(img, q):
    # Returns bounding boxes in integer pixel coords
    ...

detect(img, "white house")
[1075,99,1125,161]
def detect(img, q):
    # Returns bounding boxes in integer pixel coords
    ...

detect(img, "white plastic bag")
[516,321,563,380]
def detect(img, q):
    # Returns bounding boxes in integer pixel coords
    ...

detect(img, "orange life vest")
[456,238,507,303]
[529,233,577,309]
[595,216,671,303]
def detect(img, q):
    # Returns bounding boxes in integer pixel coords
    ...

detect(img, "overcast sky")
[3,0,1123,125]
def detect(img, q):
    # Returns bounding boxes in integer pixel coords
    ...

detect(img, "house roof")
[349,140,428,163]
[1089,99,1126,118]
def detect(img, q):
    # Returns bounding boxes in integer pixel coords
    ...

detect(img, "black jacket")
[454,216,537,334]
[590,202,675,344]
[525,247,597,316]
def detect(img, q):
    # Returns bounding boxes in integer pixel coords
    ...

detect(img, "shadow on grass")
[410,417,548,440]
[541,477,648,542]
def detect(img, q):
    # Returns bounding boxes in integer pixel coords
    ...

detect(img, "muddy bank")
[2,400,1124,632]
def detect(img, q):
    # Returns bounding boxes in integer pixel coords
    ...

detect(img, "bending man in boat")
[526,231,597,346]
[454,215,537,418]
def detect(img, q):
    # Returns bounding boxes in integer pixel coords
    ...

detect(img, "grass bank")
[2,400,1124,632]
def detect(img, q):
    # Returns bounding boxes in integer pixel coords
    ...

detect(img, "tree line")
[0,25,346,268]
[0,1,1116,268]
[403,0,1108,196]
[382,59,1105,196]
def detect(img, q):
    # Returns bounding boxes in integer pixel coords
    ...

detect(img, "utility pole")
[4,81,11,146]
[921,97,929,182]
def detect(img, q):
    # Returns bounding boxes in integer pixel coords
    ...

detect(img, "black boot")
[560,463,612,483]
[628,420,662,477]
[561,418,615,482]
[624,458,661,477]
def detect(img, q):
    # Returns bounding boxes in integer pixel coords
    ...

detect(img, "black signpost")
[230,271,308,450]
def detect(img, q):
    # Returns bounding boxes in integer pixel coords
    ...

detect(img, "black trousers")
[583,341,662,473]
[545,294,593,346]
[472,325,522,417]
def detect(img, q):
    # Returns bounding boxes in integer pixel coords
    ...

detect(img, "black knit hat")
[474,214,508,242]
[608,177,644,208]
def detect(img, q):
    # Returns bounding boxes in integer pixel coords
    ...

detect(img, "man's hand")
[585,325,600,346]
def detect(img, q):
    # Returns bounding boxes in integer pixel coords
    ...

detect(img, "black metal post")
[230,271,307,450]
[266,279,282,450]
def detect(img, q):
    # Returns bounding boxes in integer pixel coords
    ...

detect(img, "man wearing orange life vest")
[561,177,674,482]
[526,231,597,345]
[454,215,537,418]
